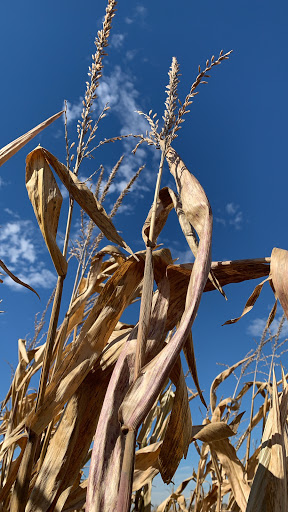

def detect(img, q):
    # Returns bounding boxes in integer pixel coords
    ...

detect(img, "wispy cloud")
[0,219,57,290]
[247,315,288,338]
[110,33,125,49]
[65,98,83,125]
[125,5,147,24]
[215,202,243,230]
[4,266,56,291]
[0,221,37,265]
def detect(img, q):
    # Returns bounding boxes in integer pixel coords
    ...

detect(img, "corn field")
[1,1,288,511]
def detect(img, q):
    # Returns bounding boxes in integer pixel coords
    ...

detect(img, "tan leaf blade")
[0,259,40,299]
[142,187,174,246]
[223,276,271,325]
[168,186,226,298]
[26,148,68,276]
[0,111,63,167]
[209,437,250,512]
[133,442,162,492]
[156,476,193,512]
[210,356,251,412]
[183,330,207,408]
[158,360,192,483]
[40,147,135,257]
[191,422,236,443]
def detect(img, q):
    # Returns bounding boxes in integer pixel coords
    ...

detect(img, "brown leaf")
[142,187,173,246]
[209,437,250,512]
[40,147,135,257]
[26,148,67,276]
[158,360,192,483]
[183,330,207,408]
[165,258,270,331]
[0,111,63,167]
[210,356,251,412]
[133,442,162,491]
[191,422,236,443]
[156,476,193,512]
[223,277,271,326]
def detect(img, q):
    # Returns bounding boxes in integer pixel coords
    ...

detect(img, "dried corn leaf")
[142,187,174,246]
[271,247,288,318]
[133,442,162,491]
[158,360,192,483]
[165,258,270,331]
[183,330,206,408]
[0,111,63,167]
[191,422,236,443]
[223,277,271,326]
[119,148,212,432]
[63,480,87,511]
[209,437,250,512]
[156,475,193,512]
[26,368,111,512]
[246,374,288,512]
[0,259,39,298]
[66,254,104,334]
[39,147,135,256]
[169,187,226,298]
[26,148,67,276]
[87,274,171,512]
[210,356,251,412]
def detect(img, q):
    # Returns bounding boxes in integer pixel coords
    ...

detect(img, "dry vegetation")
[1,1,288,511]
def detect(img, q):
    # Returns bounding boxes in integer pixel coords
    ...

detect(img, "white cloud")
[124,6,147,25]
[248,315,288,338]
[125,49,137,61]
[65,65,158,196]
[0,220,57,291]
[4,267,56,291]
[0,221,36,264]
[216,202,243,230]
[65,98,83,125]
[226,202,237,215]
[4,208,20,218]
[110,33,125,49]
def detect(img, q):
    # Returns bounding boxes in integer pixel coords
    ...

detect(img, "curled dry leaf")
[133,442,162,492]
[0,259,40,299]
[191,422,236,443]
[156,475,194,512]
[223,276,271,326]
[26,148,68,276]
[40,147,135,257]
[210,356,251,413]
[158,360,192,483]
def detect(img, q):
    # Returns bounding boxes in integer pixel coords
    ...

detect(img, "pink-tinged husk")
[86,276,170,511]
[118,147,212,432]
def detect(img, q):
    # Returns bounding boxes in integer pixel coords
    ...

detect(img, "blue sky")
[1,0,288,506]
